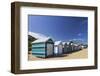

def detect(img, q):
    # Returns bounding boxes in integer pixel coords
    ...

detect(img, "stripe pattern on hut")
[32,37,54,58]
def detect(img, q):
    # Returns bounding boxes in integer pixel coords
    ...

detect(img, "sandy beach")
[28,48,88,61]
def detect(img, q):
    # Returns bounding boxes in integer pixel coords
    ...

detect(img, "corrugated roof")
[32,37,51,43]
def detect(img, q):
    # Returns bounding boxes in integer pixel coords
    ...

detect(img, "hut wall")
[32,43,46,58]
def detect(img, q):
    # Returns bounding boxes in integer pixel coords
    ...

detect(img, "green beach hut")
[32,37,54,58]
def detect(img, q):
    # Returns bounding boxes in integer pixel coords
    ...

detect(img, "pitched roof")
[32,37,52,43]
[62,42,67,45]
[54,41,62,45]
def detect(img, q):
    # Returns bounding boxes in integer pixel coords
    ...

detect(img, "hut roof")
[32,37,53,43]
[28,32,47,39]
[55,41,62,45]
[62,42,67,45]
[67,42,70,45]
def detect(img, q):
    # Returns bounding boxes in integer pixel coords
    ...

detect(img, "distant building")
[32,37,54,58]
[54,41,63,55]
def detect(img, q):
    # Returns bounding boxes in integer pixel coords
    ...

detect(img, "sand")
[28,48,88,61]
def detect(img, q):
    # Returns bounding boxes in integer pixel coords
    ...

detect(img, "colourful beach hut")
[32,37,54,58]
[54,41,63,55]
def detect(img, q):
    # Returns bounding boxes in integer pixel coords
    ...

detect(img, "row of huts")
[29,32,87,58]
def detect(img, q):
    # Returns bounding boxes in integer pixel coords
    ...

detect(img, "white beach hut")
[54,41,63,55]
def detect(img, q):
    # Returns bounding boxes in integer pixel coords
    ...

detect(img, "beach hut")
[73,44,79,51]
[81,44,88,49]
[62,42,68,53]
[54,41,63,55]
[63,41,78,53]
[32,37,54,58]
[70,41,74,51]
[67,41,75,52]
[84,44,88,48]
[28,32,48,53]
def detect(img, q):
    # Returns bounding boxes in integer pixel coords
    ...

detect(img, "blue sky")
[28,15,88,43]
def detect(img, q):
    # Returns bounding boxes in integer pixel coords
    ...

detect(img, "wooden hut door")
[47,43,53,56]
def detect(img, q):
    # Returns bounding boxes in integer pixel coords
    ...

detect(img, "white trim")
[20,6,95,70]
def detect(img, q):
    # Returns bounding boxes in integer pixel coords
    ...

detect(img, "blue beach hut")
[32,37,54,58]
